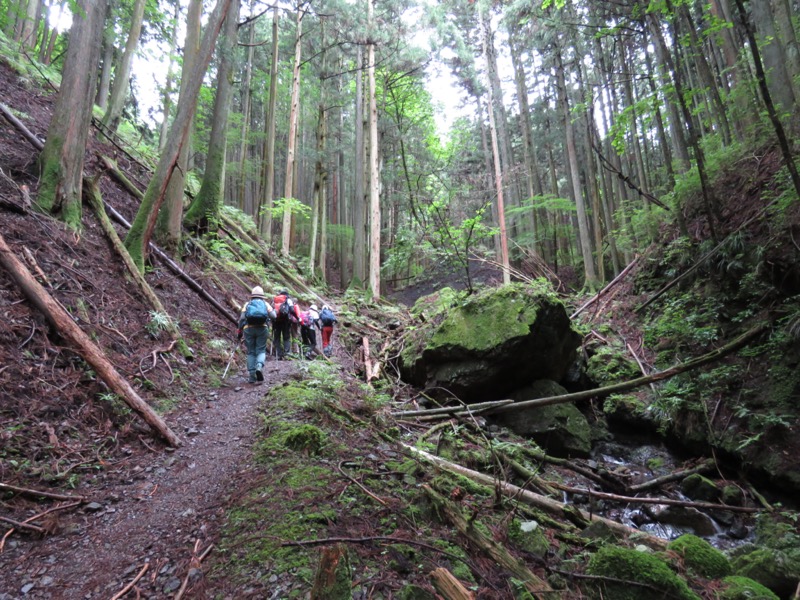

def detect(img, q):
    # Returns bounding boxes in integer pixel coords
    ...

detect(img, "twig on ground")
[110,563,149,600]
[0,482,86,502]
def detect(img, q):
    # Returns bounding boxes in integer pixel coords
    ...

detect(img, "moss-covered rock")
[586,345,640,386]
[730,547,800,598]
[399,283,581,402]
[494,381,591,457]
[681,473,721,502]
[585,545,701,600]
[718,576,780,600]
[508,519,550,558]
[667,534,732,578]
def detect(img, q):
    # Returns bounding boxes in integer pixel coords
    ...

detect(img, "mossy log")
[430,567,475,600]
[405,444,667,550]
[423,485,553,597]
[310,544,351,600]
[0,231,181,447]
[84,177,182,345]
[486,323,768,416]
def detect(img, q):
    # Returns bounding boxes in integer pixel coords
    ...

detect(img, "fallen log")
[84,177,182,344]
[0,232,181,447]
[548,481,760,513]
[101,200,238,326]
[430,567,475,600]
[570,257,638,319]
[392,399,514,419]
[403,444,667,550]
[486,323,769,416]
[424,485,554,597]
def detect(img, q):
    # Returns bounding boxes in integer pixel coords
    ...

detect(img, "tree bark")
[184,0,240,233]
[124,0,233,271]
[0,231,181,447]
[310,545,351,600]
[367,0,381,298]
[258,6,280,239]
[37,0,106,230]
[430,568,475,600]
[102,0,146,133]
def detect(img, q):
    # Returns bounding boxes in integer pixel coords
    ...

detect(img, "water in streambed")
[563,436,756,550]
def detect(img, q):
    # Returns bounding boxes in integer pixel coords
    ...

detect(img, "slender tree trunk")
[258,7,280,240]
[237,3,256,213]
[102,0,146,133]
[36,0,106,230]
[281,3,305,256]
[124,0,234,271]
[367,0,381,298]
[480,8,510,285]
[158,1,180,151]
[95,3,115,111]
[352,45,367,287]
[750,0,797,117]
[155,0,201,252]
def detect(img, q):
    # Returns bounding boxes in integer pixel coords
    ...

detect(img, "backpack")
[245,298,269,326]
[300,311,313,327]
[275,296,293,321]
[320,307,336,326]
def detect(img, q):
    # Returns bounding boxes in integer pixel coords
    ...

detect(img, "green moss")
[731,548,800,596]
[587,346,640,385]
[509,519,550,558]
[667,534,732,578]
[718,576,780,600]
[284,425,326,455]
[681,474,721,502]
[585,545,701,600]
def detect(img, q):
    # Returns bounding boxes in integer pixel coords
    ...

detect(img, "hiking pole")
[222,341,239,379]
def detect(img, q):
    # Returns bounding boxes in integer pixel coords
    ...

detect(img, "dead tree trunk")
[430,568,475,600]
[0,231,181,447]
[310,544,351,600]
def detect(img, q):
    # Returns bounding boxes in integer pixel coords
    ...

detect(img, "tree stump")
[310,544,351,600]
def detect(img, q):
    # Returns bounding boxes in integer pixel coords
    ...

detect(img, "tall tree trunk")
[352,45,367,287]
[155,0,201,252]
[102,0,146,133]
[367,0,381,299]
[480,7,510,285]
[184,0,240,233]
[554,47,598,290]
[258,6,280,240]
[95,4,115,112]
[309,20,328,278]
[750,0,797,117]
[124,0,234,271]
[36,0,106,230]
[237,3,256,213]
[281,3,305,256]
[19,0,39,49]
[158,0,181,151]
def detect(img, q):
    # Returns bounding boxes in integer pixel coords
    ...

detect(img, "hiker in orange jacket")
[272,290,300,359]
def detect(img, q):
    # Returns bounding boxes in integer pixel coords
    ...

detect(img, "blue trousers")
[244,326,268,380]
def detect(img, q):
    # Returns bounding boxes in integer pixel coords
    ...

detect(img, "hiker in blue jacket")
[238,286,275,383]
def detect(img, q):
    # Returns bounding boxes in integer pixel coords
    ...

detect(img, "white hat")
[251,286,265,298]
[310,304,318,311]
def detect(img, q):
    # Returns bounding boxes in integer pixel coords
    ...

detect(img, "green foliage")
[145,311,175,339]
[270,197,311,221]
[718,576,779,600]
[667,534,731,578]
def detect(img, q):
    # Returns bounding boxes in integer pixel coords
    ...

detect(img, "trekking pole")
[222,341,239,379]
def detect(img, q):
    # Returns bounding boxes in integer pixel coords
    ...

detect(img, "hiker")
[272,290,300,359]
[319,304,337,357]
[237,286,275,383]
[299,304,321,359]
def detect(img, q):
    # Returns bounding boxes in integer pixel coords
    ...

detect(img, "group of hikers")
[237,286,338,383]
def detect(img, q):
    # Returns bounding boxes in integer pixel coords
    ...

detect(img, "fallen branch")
[0,516,44,534]
[431,567,475,600]
[570,257,638,319]
[0,482,86,502]
[0,102,44,150]
[110,563,149,600]
[363,337,374,384]
[486,323,769,416]
[548,482,760,513]
[174,539,213,600]
[424,485,554,597]
[0,232,181,447]
[392,399,514,419]
[402,444,667,550]
[627,460,715,494]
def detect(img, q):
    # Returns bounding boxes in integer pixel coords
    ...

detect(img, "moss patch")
[719,576,780,600]
[585,545,700,600]
[667,534,731,578]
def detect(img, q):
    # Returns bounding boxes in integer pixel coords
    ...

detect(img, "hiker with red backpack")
[299,304,321,359]
[319,304,337,357]
[272,290,300,359]
[237,286,276,383]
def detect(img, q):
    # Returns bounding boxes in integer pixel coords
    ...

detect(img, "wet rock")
[648,505,719,536]
[163,577,182,594]
[681,473,721,502]
[20,583,34,594]
[731,548,800,598]
[728,522,749,540]
[84,502,104,512]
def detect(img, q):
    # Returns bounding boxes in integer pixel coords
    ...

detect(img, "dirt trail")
[0,360,296,600]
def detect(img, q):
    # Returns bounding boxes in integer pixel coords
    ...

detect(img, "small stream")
[563,435,757,550]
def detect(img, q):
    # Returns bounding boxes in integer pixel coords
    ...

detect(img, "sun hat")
[251,286,265,298]
[310,304,318,311]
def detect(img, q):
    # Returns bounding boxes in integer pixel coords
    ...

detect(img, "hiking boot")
[255,367,264,382]
[248,375,257,383]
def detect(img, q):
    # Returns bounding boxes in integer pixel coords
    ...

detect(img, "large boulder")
[399,283,581,403]
[492,380,592,457]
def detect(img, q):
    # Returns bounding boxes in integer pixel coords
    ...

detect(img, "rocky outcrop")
[399,284,582,404]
